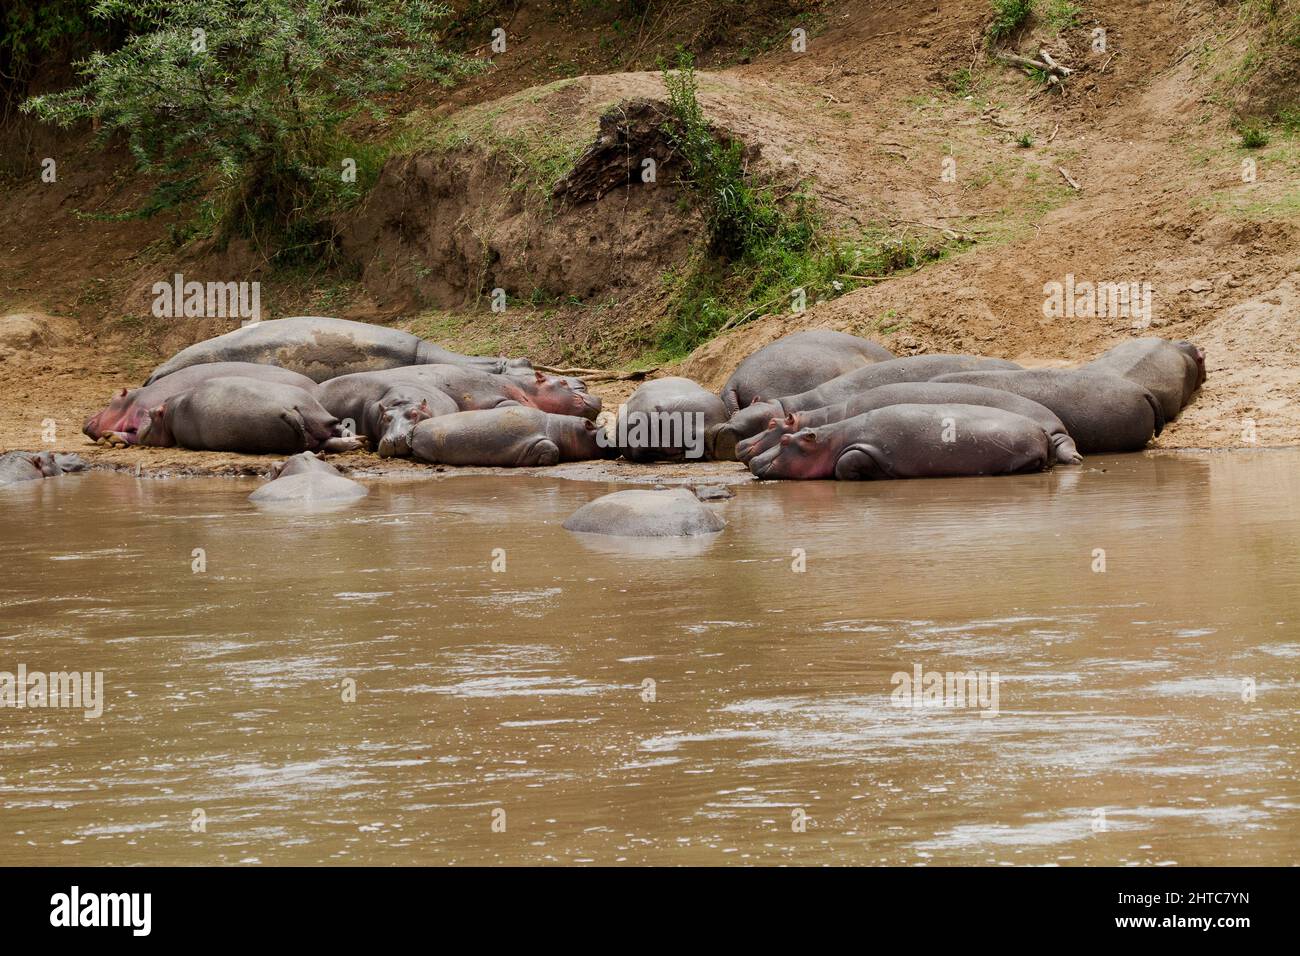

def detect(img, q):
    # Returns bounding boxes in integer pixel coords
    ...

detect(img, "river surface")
[1,450,1297,865]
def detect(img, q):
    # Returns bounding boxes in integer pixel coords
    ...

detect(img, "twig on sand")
[1058,166,1081,190]
[535,365,657,382]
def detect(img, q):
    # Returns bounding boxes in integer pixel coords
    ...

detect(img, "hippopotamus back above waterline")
[735,380,1082,465]
[931,367,1164,454]
[563,489,726,537]
[0,451,87,486]
[85,361,320,444]
[248,452,368,504]
[410,407,611,467]
[748,404,1053,481]
[143,316,531,385]
[143,376,365,454]
[719,330,894,415]
[1080,337,1205,421]
[713,354,1021,459]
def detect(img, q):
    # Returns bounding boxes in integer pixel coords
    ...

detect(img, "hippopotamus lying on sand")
[748,404,1053,481]
[142,376,364,454]
[0,451,87,485]
[564,488,726,536]
[1081,337,1205,421]
[720,330,894,415]
[248,452,367,503]
[144,316,531,385]
[616,377,729,461]
[932,368,1164,454]
[410,407,611,467]
[713,354,1021,459]
[85,362,319,444]
[736,381,1082,465]
[318,365,600,458]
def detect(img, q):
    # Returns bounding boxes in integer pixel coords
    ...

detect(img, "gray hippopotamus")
[712,354,1021,459]
[410,407,611,467]
[85,362,320,445]
[143,316,531,384]
[141,376,365,454]
[748,404,1053,481]
[248,452,368,503]
[736,381,1082,465]
[614,377,729,461]
[1081,337,1206,420]
[318,365,600,458]
[563,488,726,536]
[0,451,87,485]
[720,330,894,415]
[932,368,1164,454]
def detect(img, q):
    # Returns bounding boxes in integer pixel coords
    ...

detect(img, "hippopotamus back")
[720,330,894,415]
[410,406,608,467]
[1081,337,1205,421]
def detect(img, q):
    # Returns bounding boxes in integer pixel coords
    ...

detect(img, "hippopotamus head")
[43,452,87,476]
[748,428,846,480]
[735,412,803,462]
[516,371,602,420]
[376,398,437,458]
[84,387,147,443]
[1175,340,1207,386]
[710,399,784,461]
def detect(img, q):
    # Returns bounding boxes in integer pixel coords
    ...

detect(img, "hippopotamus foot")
[833,445,887,481]
[321,435,366,453]
[525,439,561,467]
[1053,434,1084,465]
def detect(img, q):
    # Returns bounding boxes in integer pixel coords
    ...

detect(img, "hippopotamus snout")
[375,399,437,458]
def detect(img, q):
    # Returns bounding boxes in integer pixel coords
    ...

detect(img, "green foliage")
[1238,124,1271,147]
[985,0,1034,47]
[1039,0,1082,31]
[22,0,480,262]
[1016,131,1034,147]
[661,51,780,258]
[1,1,102,103]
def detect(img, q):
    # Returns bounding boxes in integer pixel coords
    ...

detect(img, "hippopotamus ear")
[784,413,797,429]
[120,387,129,397]
[534,371,547,384]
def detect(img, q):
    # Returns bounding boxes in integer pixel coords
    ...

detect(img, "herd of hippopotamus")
[5,316,1206,530]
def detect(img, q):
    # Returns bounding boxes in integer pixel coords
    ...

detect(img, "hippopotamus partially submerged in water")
[248,452,367,504]
[748,404,1053,481]
[142,376,365,454]
[0,451,87,485]
[736,381,1082,465]
[720,330,894,415]
[143,316,532,385]
[318,365,600,458]
[85,362,319,445]
[615,377,729,461]
[713,354,1021,459]
[932,368,1164,454]
[410,407,611,467]
[563,488,726,536]
[1080,337,1205,421]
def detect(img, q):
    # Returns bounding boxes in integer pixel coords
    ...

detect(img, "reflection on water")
[1,450,1297,865]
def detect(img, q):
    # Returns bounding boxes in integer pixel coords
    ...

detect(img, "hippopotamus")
[318,365,600,458]
[85,362,320,444]
[748,404,1053,481]
[410,407,611,467]
[140,376,365,454]
[736,381,1082,465]
[143,316,531,385]
[563,488,726,536]
[0,451,87,485]
[931,368,1164,454]
[712,354,1021,459]
[1081,337,1206,420]
[248,452,368,503]
[614,377,729,461]
[719,330,894,415]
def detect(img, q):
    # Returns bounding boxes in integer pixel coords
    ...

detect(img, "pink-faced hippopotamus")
[0,451,87,485]
[720,330,894,415]
[931,368,1164,454]
[318,365,601,457]
[143,316,532,385]
[712,354,1021,459]
[248,452,368,503]
[1080,337,1206,421]
[140,376,365,454]
[748,404,1053,481]
[410,407,612,467]
[84,362,320,445]
[736,381,1082,465]
[615,377,730,461]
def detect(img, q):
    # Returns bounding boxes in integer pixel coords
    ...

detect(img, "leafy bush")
[985,0,1034,46]
[22,0,480,261]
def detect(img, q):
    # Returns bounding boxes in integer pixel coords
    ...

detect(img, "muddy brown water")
[1,450,1297,866]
